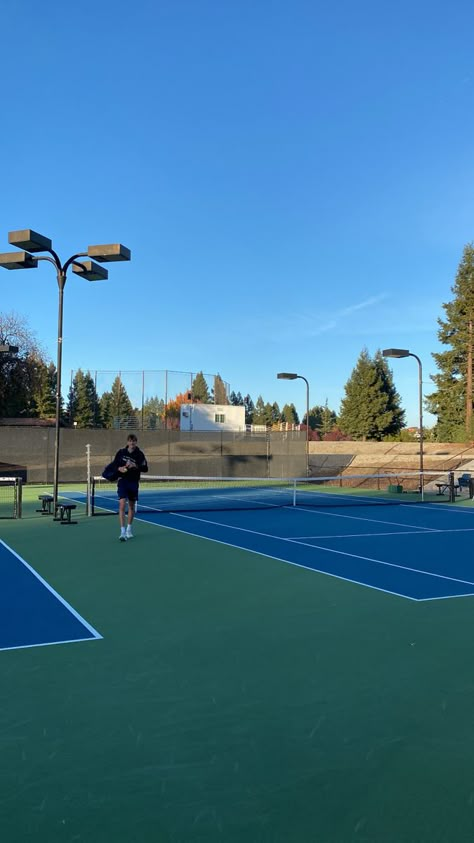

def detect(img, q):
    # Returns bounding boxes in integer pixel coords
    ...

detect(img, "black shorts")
[117,478,139,502]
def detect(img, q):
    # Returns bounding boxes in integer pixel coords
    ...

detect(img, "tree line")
[2,243,474,440]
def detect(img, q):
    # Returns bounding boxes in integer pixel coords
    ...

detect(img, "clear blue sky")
[2,0,474,426]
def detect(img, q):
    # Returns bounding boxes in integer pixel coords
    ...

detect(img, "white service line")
[148,510,474,589]
[291,505,439,531]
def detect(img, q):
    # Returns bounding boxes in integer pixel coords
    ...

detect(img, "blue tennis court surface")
[129,500,474,601]
[0,540,101,651]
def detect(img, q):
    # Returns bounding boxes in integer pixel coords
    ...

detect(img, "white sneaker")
[119,532,127,542]
[125,528,134,539]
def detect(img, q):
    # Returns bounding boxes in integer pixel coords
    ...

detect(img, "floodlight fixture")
[0,344,19,353]
[0,251,38,269]
[87,243,131,262]
[8,229,53,253]
[72,261,109,281]
[382,348,411,359]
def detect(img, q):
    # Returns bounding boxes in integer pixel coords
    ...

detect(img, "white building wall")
[180,404,245,431]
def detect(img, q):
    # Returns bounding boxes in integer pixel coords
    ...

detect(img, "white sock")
[121,527,126,535]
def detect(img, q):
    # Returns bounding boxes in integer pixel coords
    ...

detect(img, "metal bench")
[37,494,54,514]
[436,482,460,496]
[54,503,77,524]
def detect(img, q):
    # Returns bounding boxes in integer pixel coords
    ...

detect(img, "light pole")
[382,348,423,492]
[277,372,310,476]
[0,230,131,513]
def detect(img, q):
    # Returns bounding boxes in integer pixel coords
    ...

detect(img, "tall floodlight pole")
[0,231,131,513]
[277,372,310,476]
[382,348,423,492]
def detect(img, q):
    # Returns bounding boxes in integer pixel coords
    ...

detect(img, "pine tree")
[104,377,135,428]
[281,403,299,425]
[229,390,243,405]
[271,402,281,424]
[338,348,405,440]
[321,401,337,435]
[143,396,165,429]
[68,370,102,427]
[100,391,113,429]
[243,394,255,425]
[252,396,267,424]
[213,374,228,404]
[373,350,405,436]
[426,243,474,440]
[304,402,337,433]
[33,361,57,418]
[191,372,210,403]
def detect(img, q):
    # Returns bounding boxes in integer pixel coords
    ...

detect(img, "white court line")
[0,539,102,651]
[85,497,474,600]
[140,510,474,590]
[292,525,474,540]
[290,504,440,531]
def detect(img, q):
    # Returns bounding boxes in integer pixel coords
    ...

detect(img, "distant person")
[113,434,148,541]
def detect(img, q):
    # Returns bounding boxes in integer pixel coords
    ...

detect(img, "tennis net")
[0,477,22,519]
[89,470,468,515]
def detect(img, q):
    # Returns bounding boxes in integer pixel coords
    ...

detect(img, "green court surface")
[2,486,474,842]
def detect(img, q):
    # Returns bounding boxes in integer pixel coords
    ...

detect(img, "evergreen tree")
[271,401,281,425]
[102,377,135,428]
[243,394,255,425]
[143,396,165,429]
[321,400,337,435]
[213,374,228,404]
[252,395,267,424]
[191,371,210,403]
[281,403,299,425]
[100,391,113,429]
[33,361,57,418]
[304,402,337,433]
[230,390,244,406]
[373,350,405,436]
[338,348,405,440]
[426,243,474,440]
[263,402,275,424]
[68,369,102,427]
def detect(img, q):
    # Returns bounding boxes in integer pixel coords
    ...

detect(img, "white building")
[180,404,245,432]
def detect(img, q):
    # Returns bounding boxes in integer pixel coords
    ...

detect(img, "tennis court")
[2,478,474,841]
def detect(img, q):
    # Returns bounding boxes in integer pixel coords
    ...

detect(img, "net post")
[17,477,22,519]
[86,444,91,516]
[292,478,296,506]
[449,471,455,502]
[90,476,95,516]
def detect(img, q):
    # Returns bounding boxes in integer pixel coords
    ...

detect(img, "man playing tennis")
[114,434,148,541]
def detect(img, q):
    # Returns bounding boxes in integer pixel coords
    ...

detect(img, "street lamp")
[382,348,424,492]
[277,372,310,476]
[0,229,131,513]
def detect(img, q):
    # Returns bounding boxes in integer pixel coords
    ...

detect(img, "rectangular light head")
[0,251,38,269]
[0,344,19,353]
[87,243,131,262]
[277,372,298,380]
[382,348,410,358]
[8,229,52,253]
[72,260,109,281]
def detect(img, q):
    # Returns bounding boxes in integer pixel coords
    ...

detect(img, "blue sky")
[2,0,474,426]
